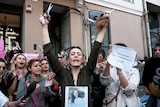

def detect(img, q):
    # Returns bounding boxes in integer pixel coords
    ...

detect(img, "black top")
[44,41,102,107]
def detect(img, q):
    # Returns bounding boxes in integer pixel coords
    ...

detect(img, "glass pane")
[89,10,110,53]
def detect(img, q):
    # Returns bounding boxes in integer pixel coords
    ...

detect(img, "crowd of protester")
[0,11,160,107]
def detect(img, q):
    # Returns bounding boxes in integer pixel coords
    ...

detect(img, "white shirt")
[0,90,9,107]
[100,67,141,107]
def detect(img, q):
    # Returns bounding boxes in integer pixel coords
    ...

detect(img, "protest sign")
[107,45,137,71]
[0,40,4,51]
[23,53,39,62]
[0,40,4,59]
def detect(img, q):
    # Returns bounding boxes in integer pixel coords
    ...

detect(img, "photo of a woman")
[65,86,88,107]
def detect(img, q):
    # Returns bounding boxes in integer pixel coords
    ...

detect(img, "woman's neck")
[31,74,40,83]
[16,66,24,70]
[71,66,80,74]
[42,70,49,77]
[71,67,80,86]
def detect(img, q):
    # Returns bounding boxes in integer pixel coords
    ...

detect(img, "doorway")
[44,2,70,54]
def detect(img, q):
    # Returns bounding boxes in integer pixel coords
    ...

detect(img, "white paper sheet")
[107,45,137,72]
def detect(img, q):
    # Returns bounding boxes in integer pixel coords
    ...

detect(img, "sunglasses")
[0,66,6,70]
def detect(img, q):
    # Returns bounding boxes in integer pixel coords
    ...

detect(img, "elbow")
[122,88,138,96]
[122,83,139,96]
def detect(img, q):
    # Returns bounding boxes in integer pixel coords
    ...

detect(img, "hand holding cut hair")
[95,11,110,32]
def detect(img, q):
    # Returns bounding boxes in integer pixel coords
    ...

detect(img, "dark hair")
[0,58,6,64]
[71,89,79,103]
[58,50,68,58]
[11,42,16,47]
[154,43,160,56]
[27,59,40,72]
[155,43,160,47]
[98,49,105,59]
[40,57,48,63]
[68,46,83,57]
[115,43,127,47]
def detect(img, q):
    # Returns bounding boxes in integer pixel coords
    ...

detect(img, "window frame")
[88,10,110,54]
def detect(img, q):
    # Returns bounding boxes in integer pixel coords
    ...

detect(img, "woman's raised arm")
[39,14,51,45]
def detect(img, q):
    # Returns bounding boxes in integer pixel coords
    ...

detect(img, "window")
[89,10,110,53]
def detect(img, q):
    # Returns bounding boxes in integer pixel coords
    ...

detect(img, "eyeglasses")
[0,66,6,70]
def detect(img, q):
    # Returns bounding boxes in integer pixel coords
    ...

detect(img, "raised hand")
[19,97,29,106]
[46,72,56,80]
[39,13,51,25]
[16,69,26,80]
[95,11,110,32]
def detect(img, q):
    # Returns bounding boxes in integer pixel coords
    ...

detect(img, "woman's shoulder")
[130,67,139,73]
[4,72,15,80]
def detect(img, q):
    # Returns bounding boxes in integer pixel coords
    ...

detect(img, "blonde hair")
[10,53,28,76]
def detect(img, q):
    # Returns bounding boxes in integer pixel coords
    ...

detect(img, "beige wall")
[110,10,145,59]
[70,9,83,48]
[84,2,145,59]
[23,0,43,53]
[44,0,75,7]
[22,0,76,53]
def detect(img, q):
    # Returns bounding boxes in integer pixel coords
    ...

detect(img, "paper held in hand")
[107,45,137,72]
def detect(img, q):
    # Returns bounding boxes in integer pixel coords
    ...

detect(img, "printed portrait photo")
[65,86,88,107]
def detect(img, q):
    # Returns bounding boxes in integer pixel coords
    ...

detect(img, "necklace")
[31,75,40,83]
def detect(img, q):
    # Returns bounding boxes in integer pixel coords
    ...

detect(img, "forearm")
[8,77,18,98]
[117,69,128,88]
[42,25,50,45]
[95,68,100,74]
[95,28,105,43]
[52,79,59,86]
[102,63,110,77]
[4,101,19,107]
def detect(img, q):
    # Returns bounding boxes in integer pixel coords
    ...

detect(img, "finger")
[47,75,52,80]
[47,77,51,81]
[47,14,51,21]
[43,13,47,18]
[21,100,27,103]
[19,102,27,106]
